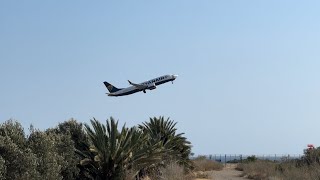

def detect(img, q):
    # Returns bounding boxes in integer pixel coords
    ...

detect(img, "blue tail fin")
[103,82,122,93]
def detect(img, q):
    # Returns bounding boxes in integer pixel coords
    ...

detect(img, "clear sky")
[1,1,320,155]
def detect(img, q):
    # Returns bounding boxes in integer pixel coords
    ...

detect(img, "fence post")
[225,154,227,167]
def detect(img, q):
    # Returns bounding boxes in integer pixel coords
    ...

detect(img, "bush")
[238,160,320,180]
[245,155,258,162]
[159,162,193,180]
[193,156,223,171]
[237,160,277,179]
[302,146,320,165]
[144,162,194,180]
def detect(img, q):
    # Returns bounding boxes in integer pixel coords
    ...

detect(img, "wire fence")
[193,154,303,166]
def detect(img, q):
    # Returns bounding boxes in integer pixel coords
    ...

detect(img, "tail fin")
[103,82,122,93]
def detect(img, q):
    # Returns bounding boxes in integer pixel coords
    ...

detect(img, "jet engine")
[147,83,156,90]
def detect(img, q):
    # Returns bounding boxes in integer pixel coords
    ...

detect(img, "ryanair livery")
[103,74,178,96]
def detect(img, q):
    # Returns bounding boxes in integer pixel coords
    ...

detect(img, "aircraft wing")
[128,80,148,89]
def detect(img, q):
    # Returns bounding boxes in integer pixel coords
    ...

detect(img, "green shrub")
[246,155,258,162]
[302,147,320,165]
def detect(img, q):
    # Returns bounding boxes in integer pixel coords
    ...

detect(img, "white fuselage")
[108,74,178,96]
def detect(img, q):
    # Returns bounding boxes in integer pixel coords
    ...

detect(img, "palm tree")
[139,117,193,171]
[77,117,163,180]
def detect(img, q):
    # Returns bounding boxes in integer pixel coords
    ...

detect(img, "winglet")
[128,80,133,85]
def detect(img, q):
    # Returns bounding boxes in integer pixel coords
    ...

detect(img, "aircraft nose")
[172,74,178,79]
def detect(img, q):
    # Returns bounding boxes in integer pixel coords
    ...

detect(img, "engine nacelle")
[147,83,156,90]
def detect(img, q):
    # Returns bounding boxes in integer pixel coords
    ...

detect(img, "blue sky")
[1,1,320,155]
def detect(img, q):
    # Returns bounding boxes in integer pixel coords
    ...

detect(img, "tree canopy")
[0,117,193,179]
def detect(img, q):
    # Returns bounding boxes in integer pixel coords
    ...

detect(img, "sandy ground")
[196,164,248,180]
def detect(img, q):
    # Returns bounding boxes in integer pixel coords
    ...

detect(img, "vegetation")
[150,161,194,180]
[5,116,320,180]
[237,147,320,180]
[139,117,193,172]
[0,120,79,180]
[77,117,163,179]
[191,156,223,179]
[0,116,193,179]
[193,156,223,171]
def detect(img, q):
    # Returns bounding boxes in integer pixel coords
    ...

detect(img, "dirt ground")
[196,164,248,180]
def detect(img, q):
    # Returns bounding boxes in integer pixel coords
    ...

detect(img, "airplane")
[103,74,178,96]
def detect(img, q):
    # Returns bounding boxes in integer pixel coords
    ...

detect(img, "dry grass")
[126,157,223,180]
[158,162,194,180]
[125,162,195,180]
[278,163,320,180]
[139,162,194,180]
[238,160,320,180]
[193,156,224,172]
[193,171,209,179]
[238,160,277,179]
[191,156,223,179]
